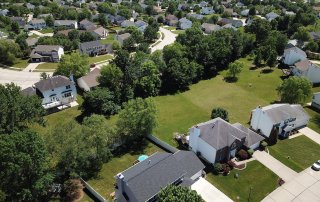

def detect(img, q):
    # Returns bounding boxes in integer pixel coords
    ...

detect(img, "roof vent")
[148,160,151,164]
[211,123,215,128]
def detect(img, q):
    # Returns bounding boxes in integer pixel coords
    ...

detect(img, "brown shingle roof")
[77,68,100,88]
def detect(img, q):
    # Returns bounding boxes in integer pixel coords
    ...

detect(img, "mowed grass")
[206,161,279,202]
[84,142,163,201]
[36,62,59,70]
[101,34,116,44]
[13,59,29,69]
[268,135,320,172]
[39,28,54,34]
[153,58,283,145]
[88,54,113,64]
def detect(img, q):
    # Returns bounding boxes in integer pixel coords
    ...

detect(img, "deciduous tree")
[211,107,229,122]
[158,185,204,202]
[55,52,89,78]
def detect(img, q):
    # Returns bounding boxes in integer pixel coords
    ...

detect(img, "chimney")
[116,173,125,193]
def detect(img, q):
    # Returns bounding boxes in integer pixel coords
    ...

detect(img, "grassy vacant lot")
[153,58,283,145]
[206,161,279,202]
[85,142,163,201]
[36,62,59,70]
[268,135,320,172]
[88,54,113,64]
[13,59,29,69]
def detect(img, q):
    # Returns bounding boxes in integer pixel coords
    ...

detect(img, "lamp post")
[248,187,253,202]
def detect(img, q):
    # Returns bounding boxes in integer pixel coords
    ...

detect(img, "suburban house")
[187,13,204,20]
[121,20,136,28]
[201,7,215,15]
[165,14,179,26]
[266,12,279,21]
[189,118,264,164]
[115,151,205,202]
[201,23,221,34]
[10,17,26,28]
[0,9,9,16]
[218,18,243,28]
[79,19,96,30]
[250,104,309,138]
[179,18,192,30]
[26,37,39,47]
[282,46,307,65]
[292,60,320,83]
[134,20,148,32]
[30,45,64,63]
[26,3,35,10]
[240,9,250,16]
[79,40,113,56]
[21,75,77,109]
[77,68,101,92]
[24,18,46,30]
[309,31,320,41]
[54,20,78,29]
[90,26,108,39]
[311,92,320,110]
[115,33,131,46]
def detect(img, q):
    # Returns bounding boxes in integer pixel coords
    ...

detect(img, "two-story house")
[79,40,113,56]
[21,75,77,109]
[30,45,64,63]
[25,18,47,31]
[79,19,96,30]
[115,151,204,202]
[291,60,320,83]
[282,46,307,66]
[54,20,78,29]
[115,33,131,46]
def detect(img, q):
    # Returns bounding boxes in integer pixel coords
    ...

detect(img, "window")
[63,92,72,98]
[66,85,70,89]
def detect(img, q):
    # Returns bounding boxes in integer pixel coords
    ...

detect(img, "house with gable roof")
[282,46,307,65]
[30,45,64,63]
[292,60,320,83]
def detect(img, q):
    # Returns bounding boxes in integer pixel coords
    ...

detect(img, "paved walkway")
[299,127,320,145]
[23,62,43,72]
[150,27,177,53]
[262,167,320,202]
[191,177,233,202]
[253,151,298,182]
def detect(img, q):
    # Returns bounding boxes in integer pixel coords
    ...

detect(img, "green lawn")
[36,62,59,70]
[88,54,113,64]
[84,142,163,201]
[39,28,54,34]
[100,34,116,44]
[305,107,320,134]
[268,135,320,172]
[206,161,279,202]
[172,30,185,34]
[13,59,29,69]
[153,58,283,146]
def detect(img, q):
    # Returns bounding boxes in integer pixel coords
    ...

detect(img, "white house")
[250,104,309,138]
[21,75,77,109]
[189,118,264,164]
[312,92,320,110]
[292,60,320,84]
[54,20,78,29]
[77,68,101,92]
[282,46,307,65]
[30,45,64,63]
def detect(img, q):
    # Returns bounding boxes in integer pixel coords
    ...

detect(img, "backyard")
[206,161,279,202]
[268,135,320,172]
[87,54,113,64]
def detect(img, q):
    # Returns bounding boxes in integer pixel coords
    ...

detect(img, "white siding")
[306,65,320,83]
[312,93,320,110]
[250,142,260,150]
[41,83,77,105]
[250,108,274,137]
[77,78,90,92]
[196,138,217,164]
[58,47,64,60]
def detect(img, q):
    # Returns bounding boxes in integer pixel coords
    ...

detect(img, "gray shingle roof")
[33,45,61,52]
[261,104,309,124]
[35,75,72,92]
[196,118,247,150]
[21,87,37,96]
[284,47,307,58]
[232,123,265,148]
[120,151,204,202]
[77,68,100,88]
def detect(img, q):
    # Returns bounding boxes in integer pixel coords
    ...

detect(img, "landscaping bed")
[268,135,320,172]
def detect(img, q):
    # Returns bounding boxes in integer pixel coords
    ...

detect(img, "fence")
[80,178,108,202]
[147,134,178,153]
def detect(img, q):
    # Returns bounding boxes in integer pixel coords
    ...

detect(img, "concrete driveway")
[29,30,54,37]
[262,167,320,202]
[150,27,177,53]
[23,62,43,72]
[191,177,233,202]
[299,127,320,145]
[0,68,51,89]
[253,151,298,182]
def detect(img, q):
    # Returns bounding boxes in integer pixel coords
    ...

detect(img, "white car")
[312,160,320,171]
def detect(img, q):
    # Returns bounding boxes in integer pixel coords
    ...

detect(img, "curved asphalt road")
[150,27,177,53]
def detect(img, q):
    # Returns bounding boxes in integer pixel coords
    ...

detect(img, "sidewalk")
[299,127,320,145]
[253,150,298,182]
[23,62,43,72]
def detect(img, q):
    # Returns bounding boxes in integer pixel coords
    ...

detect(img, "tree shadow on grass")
[260,68,274,74]
[224,76,238,83]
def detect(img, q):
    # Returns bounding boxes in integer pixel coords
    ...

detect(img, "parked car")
[312,160,320,171]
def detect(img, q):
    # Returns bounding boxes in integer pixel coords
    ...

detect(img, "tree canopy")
[55,52,89,78]
[211,107,229,122]
[158,185,204,202]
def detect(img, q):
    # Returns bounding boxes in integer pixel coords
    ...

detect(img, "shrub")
[247,149,254,156]
[260,141,268,149]
[237,149,249,160]
[227,160,236,169]
[213,163,223,173]
[223,164,231,175]
[211,107,229,122]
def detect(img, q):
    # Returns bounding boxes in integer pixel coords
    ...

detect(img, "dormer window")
[66,85,70,89]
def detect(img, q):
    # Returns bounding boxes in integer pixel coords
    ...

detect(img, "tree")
[99,64,123,100]
[254,49,262,67]
[157,15,164,23]
[293,27,311,41]
[0,130,53,201]
[55,52,89,78]
[82,87,120,117]
[15,34,30,57]
[11,21,20,34]
[167,2,177,14]
[0,83,45,134]
[98,13,108,27]
[40,72,49,80]
[61,179,83,202]
[45,15,54,27]
[116,98,157,142]
[158,185,204,202]
[245,19,272,44]
[211,107,229,122]
[277,76,312,104]
[249,7,256,16]
[113,49,131,70]
[135,61,161,97]
[305,40,319,52]
[80,32,96,42]
[227,61,244,79]
[144,25,159,42]
[266,49,277,67]
[0,39,21,65]
[68,29,80,41]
